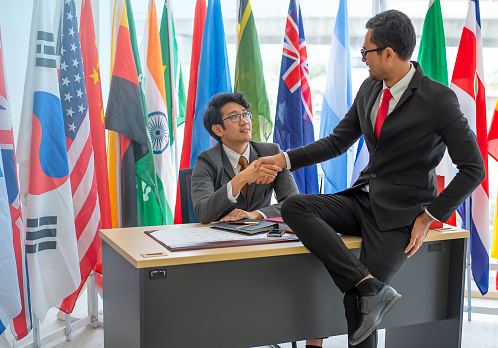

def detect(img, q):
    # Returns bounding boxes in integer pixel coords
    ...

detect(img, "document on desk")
[145,225,299,252]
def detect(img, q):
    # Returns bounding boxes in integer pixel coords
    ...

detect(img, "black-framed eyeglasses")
[222,111,253,123]
[360,47,386,60]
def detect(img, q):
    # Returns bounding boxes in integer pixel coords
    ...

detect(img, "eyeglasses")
[222,111,253,123]
[360,47,386,60]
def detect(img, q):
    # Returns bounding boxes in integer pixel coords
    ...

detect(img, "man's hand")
[231,161,281,196]
[253,154,287,184]
[220,209,263,222]
[405,212,434,258]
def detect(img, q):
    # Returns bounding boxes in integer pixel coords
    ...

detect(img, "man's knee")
[281,194,305,222]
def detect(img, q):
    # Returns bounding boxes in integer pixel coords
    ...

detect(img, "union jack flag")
[56,0,101,313]
[274,0,318,194]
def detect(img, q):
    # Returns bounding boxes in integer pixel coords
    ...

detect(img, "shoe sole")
[349,293,402,346]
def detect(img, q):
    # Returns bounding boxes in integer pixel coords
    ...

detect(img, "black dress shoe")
[349,284,401,346]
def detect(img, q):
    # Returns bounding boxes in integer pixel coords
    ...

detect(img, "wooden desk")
[100,225,469,348]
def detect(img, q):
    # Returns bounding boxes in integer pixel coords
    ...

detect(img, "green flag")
[125,0,169,225]
[160,0,187,143]
[417,0,448,86]
[235,0,272,142]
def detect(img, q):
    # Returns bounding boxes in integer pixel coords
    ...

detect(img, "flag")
[489,98,498,264]
[16,0,80,321]
[0,27,22,336]
[80,0,109,276]
[190,0,232,167]
[0,143,21,336]
[160,0,186,168]
[55,0,101,314]
[0,25,32,340]
[123,0,166,227]
[274,0,318,194]
[175,0,206,224]
[141,0,175,225]
[450,0,489,295]
[235,0,272,143]
[105,0,150,228]
[318,0,354,194]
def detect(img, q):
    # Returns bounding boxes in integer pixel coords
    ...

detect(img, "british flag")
[274,0,318,194]
[56,0,101,313]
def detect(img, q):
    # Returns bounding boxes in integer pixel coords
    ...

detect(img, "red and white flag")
[450,0,489,295]
[55,0,101,313]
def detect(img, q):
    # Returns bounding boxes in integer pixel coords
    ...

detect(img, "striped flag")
[16,0,80,321]
[160,0,186,171]
[450,0,489,295]
[274,0,318,194]
[175,0,206,223]
[105,0,150,228]
[55,0,101,314]
[489,98,497,280]
[235,0,272,143]
[141,0,175,224]
[0,26,22,336]
[319,0,354,194]
[0,25,32,340]
[190,0,232,167]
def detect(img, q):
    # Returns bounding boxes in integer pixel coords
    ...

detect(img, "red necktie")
[374,89,392,140]
[239,156,248,197]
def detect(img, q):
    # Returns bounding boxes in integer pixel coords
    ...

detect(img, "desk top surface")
[99,223,469,269]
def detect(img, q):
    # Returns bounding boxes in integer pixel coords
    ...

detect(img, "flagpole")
[167,0,180,179]
[466,197,472,321]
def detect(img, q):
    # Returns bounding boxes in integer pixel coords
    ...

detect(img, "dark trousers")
[281,189,413,348]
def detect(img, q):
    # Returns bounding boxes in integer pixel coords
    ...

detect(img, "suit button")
[376,151,382,156]
[370,174,376,179]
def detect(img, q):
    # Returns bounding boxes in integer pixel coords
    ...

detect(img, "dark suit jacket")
[287,62,485,231]
[192,141,299,224]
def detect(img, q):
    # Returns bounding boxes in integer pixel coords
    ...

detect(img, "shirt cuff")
[227,181,239,203]
[425,208,439,222]
[255,210,267,219]
[283,152,291,169]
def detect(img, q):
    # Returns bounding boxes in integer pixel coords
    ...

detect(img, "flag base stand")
[17,272,101,347]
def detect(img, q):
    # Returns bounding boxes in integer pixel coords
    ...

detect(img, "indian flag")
[140,0,175,224]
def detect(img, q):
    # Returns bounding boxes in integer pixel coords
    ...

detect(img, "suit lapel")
[365,81,383,145]
[221,145,236,180]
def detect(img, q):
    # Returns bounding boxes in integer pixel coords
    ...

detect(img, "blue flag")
[190,0,232,167]
[274,0,318,194]
[319,0,354,194]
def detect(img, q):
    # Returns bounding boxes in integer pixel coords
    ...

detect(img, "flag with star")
[80,0,109,279]
[16,0,80,322]
[54,0,101,314]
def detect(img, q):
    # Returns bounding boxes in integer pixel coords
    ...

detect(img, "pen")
[227,221,259,225]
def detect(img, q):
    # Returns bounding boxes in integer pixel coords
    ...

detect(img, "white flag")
[16,0,80,322]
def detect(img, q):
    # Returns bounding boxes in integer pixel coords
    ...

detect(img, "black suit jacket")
[288,62,485,231]
[192,141,299,224]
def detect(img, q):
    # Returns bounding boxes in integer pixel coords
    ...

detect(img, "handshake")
[236,153,288,187]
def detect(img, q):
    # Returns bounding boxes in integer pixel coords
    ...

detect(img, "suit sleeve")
[256,144,299,218]
[191,152,235,224]
[426,88,486,222]
[287,93,363,170]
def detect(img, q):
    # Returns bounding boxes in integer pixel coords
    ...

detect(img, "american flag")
[56,0,101,313]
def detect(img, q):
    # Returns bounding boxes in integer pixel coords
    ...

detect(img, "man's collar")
[222,143,251,169]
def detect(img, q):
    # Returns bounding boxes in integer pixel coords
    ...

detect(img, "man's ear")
[212,124,224,138]
[385,47,395,62]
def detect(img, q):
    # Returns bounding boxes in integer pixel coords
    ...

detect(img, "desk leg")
[385,238,467,348]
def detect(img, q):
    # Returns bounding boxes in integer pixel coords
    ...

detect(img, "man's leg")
[281,193,369,292]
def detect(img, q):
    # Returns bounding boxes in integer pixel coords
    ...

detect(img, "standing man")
[256,10,485,347]
[191,92,298,224]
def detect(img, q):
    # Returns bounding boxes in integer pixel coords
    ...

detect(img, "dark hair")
[365,10,416,61]
[203,92,251,142]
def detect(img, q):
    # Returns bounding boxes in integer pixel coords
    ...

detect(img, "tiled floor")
[2,293,497,347]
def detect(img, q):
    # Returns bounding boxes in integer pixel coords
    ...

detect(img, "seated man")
[191,92,298,224]
[192,92,325,348]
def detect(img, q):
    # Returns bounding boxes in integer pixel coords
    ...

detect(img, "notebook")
[210,219,277,235]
